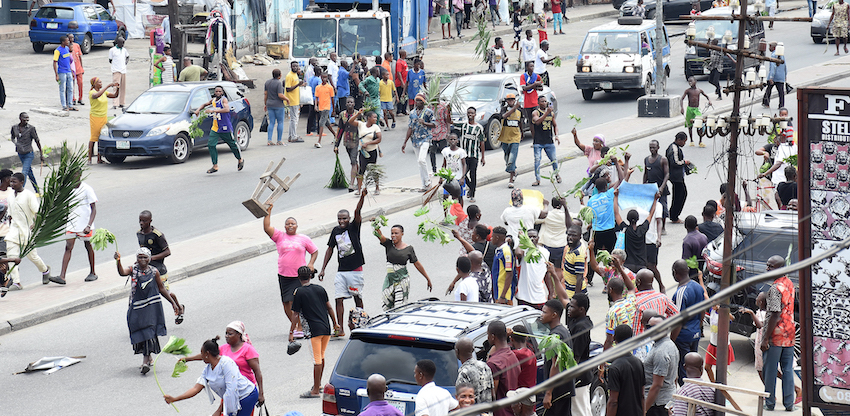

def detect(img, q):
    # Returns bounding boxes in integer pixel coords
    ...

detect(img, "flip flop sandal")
[300,391,321,399]
[207,168,218,174]
[238,160,244,171]
[175,304,185,325]
[141,363,151,375]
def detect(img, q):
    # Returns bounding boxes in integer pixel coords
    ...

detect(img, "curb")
[4,55,849,336]
[0,30,28,41]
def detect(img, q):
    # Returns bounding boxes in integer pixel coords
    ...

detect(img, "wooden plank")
[672,394,750,416]
[682,378,770,398]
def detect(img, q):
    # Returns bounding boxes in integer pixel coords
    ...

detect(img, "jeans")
[670,181,688,222]
[763,81,785,108]
[533,143,558,181]
[763,345,795,409]
[58,72,73,108]
[455,11,464,35]
[429,138,447,172]
[553,13,563,32]
[501,142,519,172]
[236,387,260,416]
[414,141,431,188]
[709,68,722,96]
[267,107,285,143]
[674,338,700,385]
[489,3,501,25]
[18,151,38,193]
[287,105,300,140]
[464,157,479,198]
[808,0,817,17]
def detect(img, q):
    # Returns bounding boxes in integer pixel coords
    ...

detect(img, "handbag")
[259,114,269,133]
[299,85,314,105]
[256,403,270,414]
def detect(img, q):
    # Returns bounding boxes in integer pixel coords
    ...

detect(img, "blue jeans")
[501,142,518,173]
[808,0,817,16]
[58,72,73,108]
[267,107,285,143]
[489,3,501,25]
[235,387,259,416]
[553,13,563,32]
[533,143,558,181]
[674,338,699,386]
[455,11,464,35]
[763,345,795,409]
[18,151,38,193]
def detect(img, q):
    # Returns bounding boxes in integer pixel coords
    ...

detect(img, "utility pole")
[167,0,183,72]
[654,0,664,95]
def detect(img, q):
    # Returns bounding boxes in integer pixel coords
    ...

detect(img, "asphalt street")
[0,4,827,289]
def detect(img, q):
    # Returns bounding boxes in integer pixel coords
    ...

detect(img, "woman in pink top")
[264,204,318,338]
[182,321,265,405]
[571,127,606,174]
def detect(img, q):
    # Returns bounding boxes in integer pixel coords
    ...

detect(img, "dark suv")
[702,210,798,337]
[321,301,607,416]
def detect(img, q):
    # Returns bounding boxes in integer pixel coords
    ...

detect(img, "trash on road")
[16,356,85,374]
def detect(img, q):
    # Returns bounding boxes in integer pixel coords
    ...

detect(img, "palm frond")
[472,15,492,63]
[422,74,468,115]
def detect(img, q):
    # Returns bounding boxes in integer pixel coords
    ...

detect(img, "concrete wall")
[234,0,300,51]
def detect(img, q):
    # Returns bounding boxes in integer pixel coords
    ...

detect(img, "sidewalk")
[0,25,28,41]
[2,50,849,336]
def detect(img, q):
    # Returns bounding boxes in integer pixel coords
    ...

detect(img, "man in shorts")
[53,175,98,285]
[138,210,184,324]
[290,266,340,398]
[680,76,712,147]
[318,189,368,337]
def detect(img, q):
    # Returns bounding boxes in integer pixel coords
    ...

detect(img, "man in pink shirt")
[68,33,85,105]
[264,205,318,338]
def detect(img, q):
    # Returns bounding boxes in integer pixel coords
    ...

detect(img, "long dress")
[127,264,167,355]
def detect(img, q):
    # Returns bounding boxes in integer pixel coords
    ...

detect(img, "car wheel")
[82,33,92,54]
[235,121,251,151]
[581,89,594,101]
[590,378,608,416]
[813,36,824,44]
[485,117,502,150]
[644,75,653,96]
[170,133,191,164]
[32,42,44,53]
[105,155,126,164]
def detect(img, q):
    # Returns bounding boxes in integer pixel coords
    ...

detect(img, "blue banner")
[616,182,659,212]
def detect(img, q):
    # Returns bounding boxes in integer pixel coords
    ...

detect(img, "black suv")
[702,210,798,337]
[321,300,607,416]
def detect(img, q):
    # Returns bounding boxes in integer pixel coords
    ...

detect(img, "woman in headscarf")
[115,247,179,375]
[571,127,605,175]
[164,336,259,416]
[88,76,120,164]
[182,321,265,405]
[373,224,432,310]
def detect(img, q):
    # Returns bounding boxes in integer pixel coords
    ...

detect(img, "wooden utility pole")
[167,0,183,72]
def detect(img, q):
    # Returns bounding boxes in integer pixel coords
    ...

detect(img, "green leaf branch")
[155,336,193,412]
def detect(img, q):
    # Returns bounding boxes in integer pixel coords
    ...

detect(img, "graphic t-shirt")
[407,69,426,98]
[137,226,169,275]
[588,188,615,231]
[327,221,364,271]
[271,230,318,277]
[441,147,467,180]
[520,38,537,62]
[54,46,72,73]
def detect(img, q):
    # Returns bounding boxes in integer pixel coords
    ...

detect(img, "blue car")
[99,82,254,164]
[29,2,126,54]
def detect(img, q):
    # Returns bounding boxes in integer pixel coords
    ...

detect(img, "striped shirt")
[606,293,636,335]
[633,290,680,336]
[671,381,715,416]
[455,121,485,160]
[562,241,587,297]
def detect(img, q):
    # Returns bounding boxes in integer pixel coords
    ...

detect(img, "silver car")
[812,0,838,43]
[440,73,558,150]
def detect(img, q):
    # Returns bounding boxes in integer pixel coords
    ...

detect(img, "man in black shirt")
[697,204,723,242]
[643,139,669,233]
[774,166,797,210]
[318,190,367,337]
[666,132,690,223]
[607,324,645,416]
[541,299,573,414]
[290,266,340,398]
[613,188,660,273]
[137,210,184,324]
[567,293,593,415]
[531,96,560,186]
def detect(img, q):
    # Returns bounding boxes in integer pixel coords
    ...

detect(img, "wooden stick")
[685,39,785,64]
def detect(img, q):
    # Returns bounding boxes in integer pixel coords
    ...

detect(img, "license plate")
[600,82,613,90]
[117,140,130,150]
[46,22,58,29]
[387,400,406,413]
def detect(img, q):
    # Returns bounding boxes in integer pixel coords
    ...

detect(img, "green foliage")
[372,214,388,237]
[188,115,205,139]
[171,360,188,378]
[783,154,797,168]
[553,56,562,67]
[42,147,53,157]
[686,255,699,270]
[688,164,698,175]
[567,177,590,199]
[517,223,543,263]
[538,334,578,372]
[155,336,192,412]
[569,113,582,127]
[599,145,630,166]
[759,160,772,174]
[326,154,350,189]
[578,206,595,225]
[363,164,386,189]
[435,167,455,181]
[414,206,430,217]
[596,250,612,267]
[417,220,454,245]
[91,228,117,252]
[472,16,492,64]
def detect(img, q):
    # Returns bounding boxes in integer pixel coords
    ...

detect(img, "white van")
[574,17,671,101]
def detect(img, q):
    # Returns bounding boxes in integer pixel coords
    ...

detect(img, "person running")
[318,189,367,337]
[182,321,265,406]
[3,173,53,292]
[402,94,436,192]
[290,266,340,398]
[53,175,97,285]
[531,95,559,186]
[164,337,259,414]
[264,205,318,339]
[88,78,119,164]
[10,112,45,192]
[379,69,397,130]
[314,73,337,148]
[138,210,184,324]
[195,86,245,174]
[680,77,712,147]
[115,248,180,375]
[374,224,433,310]
[456,107,486,202]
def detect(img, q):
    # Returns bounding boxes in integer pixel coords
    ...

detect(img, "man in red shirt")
[519,62,542,141]
[68,33,85,105]
[761,255,797,411]
[486,320,521,416]
[395,50,409,115]
[509,324,537,388]
[632,269,679,336]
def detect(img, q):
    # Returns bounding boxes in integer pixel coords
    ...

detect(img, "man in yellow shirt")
[285,61,306,143]
[379,69,397,130]
[498,93,522,188]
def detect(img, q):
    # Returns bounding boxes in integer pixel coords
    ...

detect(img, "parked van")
[683,6,765,79]
[574,17,671,101]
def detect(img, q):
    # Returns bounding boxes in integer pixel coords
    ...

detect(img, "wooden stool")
[242,157,300,218]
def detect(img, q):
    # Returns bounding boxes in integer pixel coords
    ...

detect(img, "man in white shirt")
[515,229,554,309]
[500,188,545,240]
[533,41,558,87]
[108,37,130,108]
[53,177,98,285]
[414,359,458,416]
[327,52,339,89]
[453,256,479,302]
[2,173,52,292]
[519,30,537,67]
[488,37,509,73]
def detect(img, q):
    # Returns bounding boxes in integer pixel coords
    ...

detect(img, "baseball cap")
[505,93,516,99]
[506,388,535,406]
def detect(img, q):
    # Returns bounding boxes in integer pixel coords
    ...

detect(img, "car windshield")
[736,230,798,266]
[125,91,190,114]
[292,18,337,58]
[339,18,383,57]
[821,0,838,9]
[695,20,737,40]
[36,7,75,19]
[442,80,500,102]
[581,32,639,54]
[335,338,459,386]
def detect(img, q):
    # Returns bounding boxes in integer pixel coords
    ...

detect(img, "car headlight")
[100,125,109,138]
[147,124,172,136]
[624,66,635,73]
[582,66,591,73]
[687,46,697,54]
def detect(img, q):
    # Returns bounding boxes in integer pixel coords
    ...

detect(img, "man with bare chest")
[680,77,712,148]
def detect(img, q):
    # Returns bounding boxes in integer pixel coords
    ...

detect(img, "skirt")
[133,336,162,356]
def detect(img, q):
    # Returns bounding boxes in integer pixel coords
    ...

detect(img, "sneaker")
[8,283,22,291]
[314,142,322,148]
[84,273,98,282]
[49,276,67,285]
[42,270,51,285]
[391,122,396,129]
